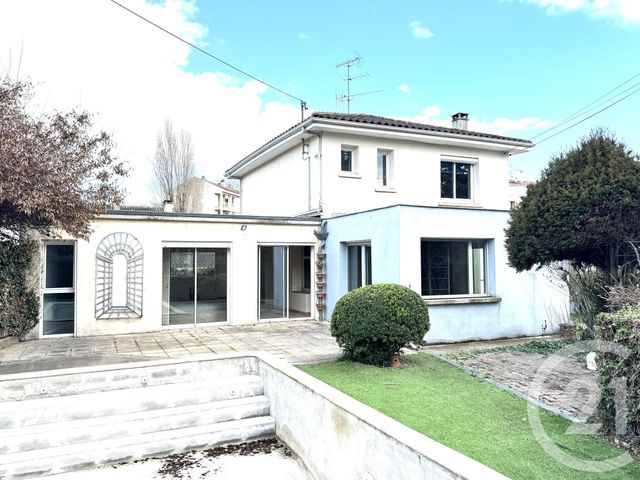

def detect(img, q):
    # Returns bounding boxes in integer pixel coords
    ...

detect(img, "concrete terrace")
[0,321,341,374]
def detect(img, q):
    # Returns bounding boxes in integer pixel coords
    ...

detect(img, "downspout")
[318,132,323,214]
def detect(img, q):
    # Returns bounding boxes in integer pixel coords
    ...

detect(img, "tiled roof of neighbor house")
[310,112,533,144]
[226,111,533,176]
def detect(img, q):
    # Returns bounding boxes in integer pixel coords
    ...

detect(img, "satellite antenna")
[336,55,382,114]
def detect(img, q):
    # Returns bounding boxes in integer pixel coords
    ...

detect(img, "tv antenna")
[336,55,382,114]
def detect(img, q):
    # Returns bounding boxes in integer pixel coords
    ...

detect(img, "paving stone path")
[0,321,342,374]
[451,351,599,421]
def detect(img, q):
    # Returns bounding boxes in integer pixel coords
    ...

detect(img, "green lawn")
[299,354,640,480]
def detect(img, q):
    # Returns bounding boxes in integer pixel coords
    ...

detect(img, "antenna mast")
[336,55,381,113]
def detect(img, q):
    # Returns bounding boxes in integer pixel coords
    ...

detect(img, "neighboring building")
[508,169,535,209]
[226,112,569,342]
[182,176,240,215]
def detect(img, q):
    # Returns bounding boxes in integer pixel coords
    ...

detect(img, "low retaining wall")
[258,353,508,480]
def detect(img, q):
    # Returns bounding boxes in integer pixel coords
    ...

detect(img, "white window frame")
[340,145,359,176]
[376,149,394,189]
[346,243,372,291]
[420,239,487,298]
[41,241,76,338]
[440,155,477,202]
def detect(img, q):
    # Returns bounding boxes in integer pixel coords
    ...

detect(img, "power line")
[507,76,640,156]
[108,0,307,111]
[532,70,640,140]
[534,83,640,146]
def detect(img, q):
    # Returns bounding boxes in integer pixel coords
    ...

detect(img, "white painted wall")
[240,137,320,216]
[238,132,511,217]
[324,205,569,343]
[32,214,318,338]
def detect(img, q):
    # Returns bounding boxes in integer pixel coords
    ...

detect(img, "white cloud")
[0,0,301,204]
[297,32,310,40]
[405,105,554,135]
[397,84,410,93]
[409,20,434,39]
[509,0,640,24]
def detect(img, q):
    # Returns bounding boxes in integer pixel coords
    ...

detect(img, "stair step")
[0,356,259,401]
[0,375,263,429]
[0,395,271,454]
[0,416,276,479]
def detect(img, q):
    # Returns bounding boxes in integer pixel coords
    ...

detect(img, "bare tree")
[152,119,195,212]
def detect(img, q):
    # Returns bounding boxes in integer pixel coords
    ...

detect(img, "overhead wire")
[108,0,307,110]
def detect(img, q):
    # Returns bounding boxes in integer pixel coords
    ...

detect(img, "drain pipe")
[314,220,329,321]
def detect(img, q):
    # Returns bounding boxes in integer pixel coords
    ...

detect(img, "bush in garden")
[0,240,39,341]
[595,308,640,449]
[331,284,430,366]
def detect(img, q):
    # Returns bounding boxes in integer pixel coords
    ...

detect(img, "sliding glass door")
[162,247,227,325]
[258,245,312,321]
[259,246,287,319]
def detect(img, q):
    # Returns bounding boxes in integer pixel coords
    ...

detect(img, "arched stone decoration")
[95,232,143,319]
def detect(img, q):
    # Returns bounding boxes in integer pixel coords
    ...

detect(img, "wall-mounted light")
[302,143,309,155]
[240,224,247,231]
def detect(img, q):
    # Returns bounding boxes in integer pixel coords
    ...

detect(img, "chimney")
[451,112,469,131]
[163,200,175,213]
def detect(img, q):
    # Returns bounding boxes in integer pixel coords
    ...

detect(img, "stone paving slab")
[447,350,598,421]
[0,321,342,374]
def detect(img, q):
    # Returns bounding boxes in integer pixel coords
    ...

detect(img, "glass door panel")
[43,244,75,335]
[196,248,227,323]
[259,246,287,319]
[168,248,195,325]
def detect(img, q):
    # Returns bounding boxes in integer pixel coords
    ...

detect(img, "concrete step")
[0,395,271,455]
[0,356,259,401]
[0,375,264,429]
[0,415,276,479]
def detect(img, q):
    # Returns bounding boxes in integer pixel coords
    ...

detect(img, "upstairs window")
[377,150,393,187]
[441,161,472,200]
[341,145,358,174]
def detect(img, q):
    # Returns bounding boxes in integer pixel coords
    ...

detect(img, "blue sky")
[185,0,640,178]
[2,0,639,202]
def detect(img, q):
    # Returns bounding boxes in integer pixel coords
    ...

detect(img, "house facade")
[182,176,240,215]
[226,112,569,342]
[32,212,319,339]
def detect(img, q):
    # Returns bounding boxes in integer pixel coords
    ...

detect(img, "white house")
[27,111,567,343]
[226,112,569,342]
[182,176,240,215]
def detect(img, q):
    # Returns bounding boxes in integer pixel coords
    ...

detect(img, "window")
[43,243,75,335]
[421,240,486,296]
[347,244,372,291]
[377,150,393,187]
[441,161,472,200]
[341,145,358,173]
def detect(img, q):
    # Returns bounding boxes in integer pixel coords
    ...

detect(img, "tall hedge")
[595,308,640,447]
[331,284,430,366]
[0,240,39,340]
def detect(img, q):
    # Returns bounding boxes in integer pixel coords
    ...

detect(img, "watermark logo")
[527,340,633,472]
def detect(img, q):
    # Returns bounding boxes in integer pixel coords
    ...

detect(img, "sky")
[1,0,639,204]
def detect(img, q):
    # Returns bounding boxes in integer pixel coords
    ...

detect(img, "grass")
[453,339,576,359]
[299,354,640,480]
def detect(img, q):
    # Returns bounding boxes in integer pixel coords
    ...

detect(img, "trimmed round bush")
[331,283,430,366]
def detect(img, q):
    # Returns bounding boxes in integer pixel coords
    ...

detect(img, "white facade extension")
[226,112,570,343]
[32,213,318,339]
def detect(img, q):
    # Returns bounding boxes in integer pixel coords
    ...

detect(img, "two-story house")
[226,112,568,342]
